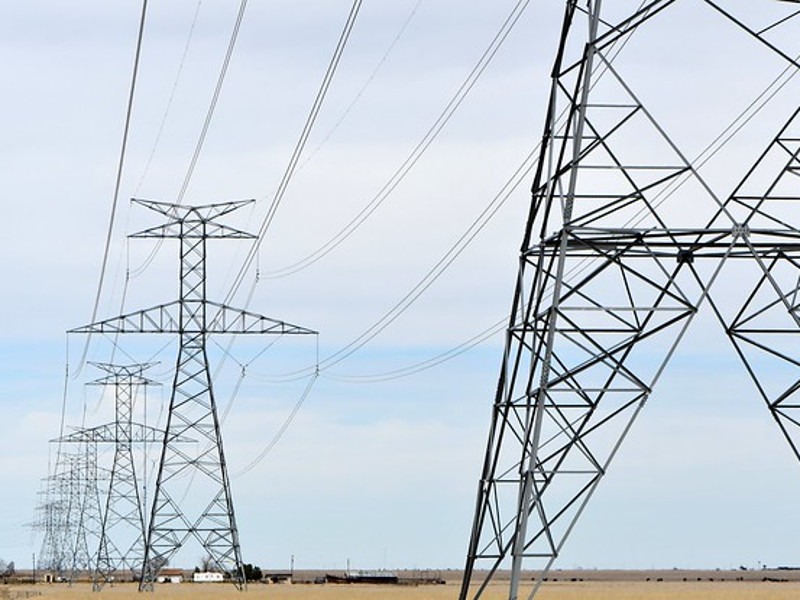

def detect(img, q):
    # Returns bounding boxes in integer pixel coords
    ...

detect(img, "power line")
[126,1,249,289]
[133,0,203,197]
[260,0,532,280]
[322,317,507,383]
[177,0,249,203]
[231,372,319,478]
[236,140,538,386]
[295,0,425,172]
[78,0,149,376]
[317,146,537,371]
[238,4,800,384]
[223,0,365,306]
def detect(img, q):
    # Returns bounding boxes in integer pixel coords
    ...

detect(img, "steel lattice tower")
[87,362,158,590]
[33,483,64,575]
[52,363,188,589]
[73,199,316,590]
[41,444,104,583]
[459,2,800,599]
[70,442,102,583]
[36,467,73,577]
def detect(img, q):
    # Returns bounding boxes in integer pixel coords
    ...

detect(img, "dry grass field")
[4,580,800,600]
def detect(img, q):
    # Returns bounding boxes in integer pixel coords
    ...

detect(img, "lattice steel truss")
[35,444,104,583]
[72,200,316,590]
[34,474,67,576]
[85,362,159,590]
[34,451,95,581]
[460,2,800,599]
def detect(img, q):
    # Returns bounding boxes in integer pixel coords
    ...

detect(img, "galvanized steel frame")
[72,200,316,591]
[459,2,800,599]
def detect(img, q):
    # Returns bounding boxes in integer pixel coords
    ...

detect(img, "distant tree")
[6,562,14,576]
[243,563,263,582]
[198,555,215,573]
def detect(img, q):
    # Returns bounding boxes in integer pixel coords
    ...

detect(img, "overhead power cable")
[231,372,319,478]
[206,0,367,410]
[127,0,249,283]
[260,0,533,280]
[323,316,507,383]
[77,0,149,375]
[242,144,538,385]
[213,4,800,477]
[133,0,203,197]
[264,3,800,381]
[224,144,535,476]
[223,0,364,306]
[296,0,424,172]
[316,147,537,371]
[158,2,361,479]
[177,0,249,203]
[90,1,251,380]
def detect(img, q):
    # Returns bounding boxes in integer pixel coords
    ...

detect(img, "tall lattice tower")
[87,362,159,590]
[73,199,316,590]
[40,443,103,583]
[459,2,800,599]
[49,363,187,589]
[35,463,75,578]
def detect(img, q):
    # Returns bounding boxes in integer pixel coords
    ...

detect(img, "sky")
[3,0,800,575]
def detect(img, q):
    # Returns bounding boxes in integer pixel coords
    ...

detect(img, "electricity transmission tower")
[38,444,103,583]
[459,3,800,600]
[85,362,161,590]
[44,365,184,589]
[69,443,103,583]
[35,468,73,578]
[72,199,316,590]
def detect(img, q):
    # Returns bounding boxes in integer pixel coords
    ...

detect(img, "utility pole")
[72,200,316,590]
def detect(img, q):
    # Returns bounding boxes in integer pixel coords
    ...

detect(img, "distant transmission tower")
[69,442,102,583]
[73,200,316,590]
[40,444,103,583]
[51,362,187,590]
[460,2,800,600]
[85,362,160,590]
[36,470,70,577]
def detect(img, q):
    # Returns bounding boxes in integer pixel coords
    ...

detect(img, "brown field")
[5,578,800,600]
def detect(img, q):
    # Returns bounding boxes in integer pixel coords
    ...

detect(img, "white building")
[193,571,224,583]
[156,569,184,584]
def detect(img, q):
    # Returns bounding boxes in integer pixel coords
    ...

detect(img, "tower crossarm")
[70,301,181,334]
[205,301,318,335]
[129,198,256,239]
[132,198,254,222]
[70,300,317,335]
[132,221,254,239]
[52,423,194,444]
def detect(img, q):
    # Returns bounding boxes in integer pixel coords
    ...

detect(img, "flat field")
[5,580,800,600]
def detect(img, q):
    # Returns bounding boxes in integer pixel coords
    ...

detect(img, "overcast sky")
[3,0,800,574]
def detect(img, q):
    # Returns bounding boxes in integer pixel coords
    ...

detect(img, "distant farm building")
[263,571,292,584]
[156,569,184,584]
[193,571,224,583]
[326,570,399,584]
